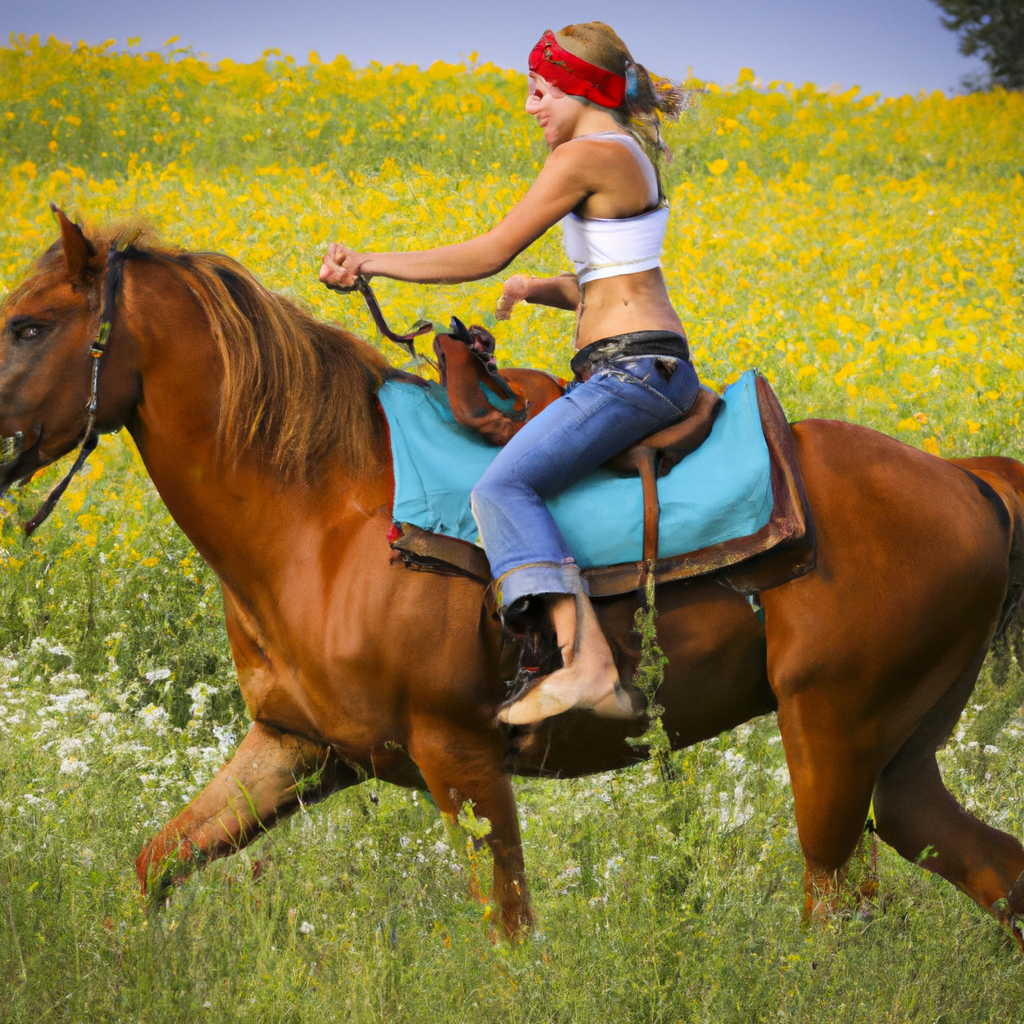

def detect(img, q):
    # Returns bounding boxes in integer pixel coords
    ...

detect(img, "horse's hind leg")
[873,658,1024,933]
[776,699,881,920]
[136,721,357,898]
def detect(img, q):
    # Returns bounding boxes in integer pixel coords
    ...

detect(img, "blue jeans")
[471,355,700,610]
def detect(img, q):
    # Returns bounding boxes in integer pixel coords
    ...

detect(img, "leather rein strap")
[21,245,127,537]
[325,274,438,370]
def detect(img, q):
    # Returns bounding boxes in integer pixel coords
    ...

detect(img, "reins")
[20,244,127,537]
[325,275,438,371]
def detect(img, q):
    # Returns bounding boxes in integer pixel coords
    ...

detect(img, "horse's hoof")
[1011,915,1024,955]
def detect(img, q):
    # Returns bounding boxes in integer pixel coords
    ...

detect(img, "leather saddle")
[433,321,723,563]
[602,385,723,562]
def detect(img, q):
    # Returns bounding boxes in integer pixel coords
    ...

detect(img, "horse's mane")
[37,225,395,483]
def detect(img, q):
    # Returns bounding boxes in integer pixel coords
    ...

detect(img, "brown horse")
[4,212,1024,945]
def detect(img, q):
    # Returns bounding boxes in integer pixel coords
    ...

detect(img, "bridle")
[0,243,127,537]
[1,254,430,538]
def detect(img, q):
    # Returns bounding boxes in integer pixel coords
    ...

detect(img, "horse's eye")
[14,323,42,342]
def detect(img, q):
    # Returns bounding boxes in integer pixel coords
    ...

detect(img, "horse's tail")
[950,456,1024,665]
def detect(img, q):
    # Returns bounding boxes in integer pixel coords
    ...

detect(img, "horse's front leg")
[136,720,356,898]
[408,717,533,938]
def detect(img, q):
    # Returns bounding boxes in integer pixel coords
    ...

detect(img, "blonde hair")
[555,22,691,166]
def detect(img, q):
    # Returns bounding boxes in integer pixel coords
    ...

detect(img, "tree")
[930,0,1024,90]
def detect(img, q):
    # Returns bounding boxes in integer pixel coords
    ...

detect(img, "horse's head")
[0,209,140,498]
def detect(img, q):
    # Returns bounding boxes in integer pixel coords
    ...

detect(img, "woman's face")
[525,74,580,149]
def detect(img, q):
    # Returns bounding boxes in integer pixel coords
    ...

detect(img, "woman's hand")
[319,242,371,290]
[495,274,531,320]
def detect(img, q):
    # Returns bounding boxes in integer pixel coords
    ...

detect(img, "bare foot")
[498,593,642,725]
[495,275,530,321]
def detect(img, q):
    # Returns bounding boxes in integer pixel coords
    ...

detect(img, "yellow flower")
[707,159,729,176]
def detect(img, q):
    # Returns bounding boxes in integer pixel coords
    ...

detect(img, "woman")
[320,22,698,726]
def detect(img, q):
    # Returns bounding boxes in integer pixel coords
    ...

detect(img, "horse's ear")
[50,204,96,284]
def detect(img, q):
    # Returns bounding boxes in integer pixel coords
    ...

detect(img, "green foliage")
[3,449,1021,1020]
[1,33,1024,1023]
[0,35,545,181]
[5,35,1024,189]
[2,642,1024,1021]
[931,0,1024,90]
[628,569,672,769]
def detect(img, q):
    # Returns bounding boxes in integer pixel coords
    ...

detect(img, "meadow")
[1,33,1024,1022]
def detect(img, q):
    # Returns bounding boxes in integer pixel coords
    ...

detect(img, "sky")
[1,0,985,98]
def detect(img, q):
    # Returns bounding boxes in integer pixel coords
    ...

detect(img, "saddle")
[435,322,730,567]
[392,323,815,600]
[433,318,565,446]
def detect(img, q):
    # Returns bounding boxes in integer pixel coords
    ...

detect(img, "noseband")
[4,245,128,536]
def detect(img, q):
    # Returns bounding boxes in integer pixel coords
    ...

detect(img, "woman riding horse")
[320,22,695,726]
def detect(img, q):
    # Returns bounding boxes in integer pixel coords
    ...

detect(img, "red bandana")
[528,30,626,110]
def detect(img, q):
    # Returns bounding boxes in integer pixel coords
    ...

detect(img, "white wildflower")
[212,723,235,756]
[48,688,89,714]
[30,638,72,659]
[139,704,169,734]
[604,855,624,879]
[718,782,754,829]
[722,748,747,772]
[59,756,89,776]
[186,682,218,723]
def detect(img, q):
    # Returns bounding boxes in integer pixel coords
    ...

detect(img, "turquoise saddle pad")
[378,369,773,570]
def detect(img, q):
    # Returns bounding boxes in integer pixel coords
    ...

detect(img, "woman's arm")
[495,273,579,320]
[320,145,591,289]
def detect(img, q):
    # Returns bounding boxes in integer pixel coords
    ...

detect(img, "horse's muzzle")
[0,429,41,500]
[0,431,24,470]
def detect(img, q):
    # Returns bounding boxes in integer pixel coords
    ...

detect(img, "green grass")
[2,445,1024,1021]
[2,35,1024,1023]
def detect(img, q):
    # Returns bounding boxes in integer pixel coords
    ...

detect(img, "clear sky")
[2,0,984,97]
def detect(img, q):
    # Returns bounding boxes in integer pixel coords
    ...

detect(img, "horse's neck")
[120,260,390,601]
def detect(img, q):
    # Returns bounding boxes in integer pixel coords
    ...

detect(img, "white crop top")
[560,132,669,286]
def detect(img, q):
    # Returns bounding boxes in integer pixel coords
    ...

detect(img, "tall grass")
[1,36,1024,1022]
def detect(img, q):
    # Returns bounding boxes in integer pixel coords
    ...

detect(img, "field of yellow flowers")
[1,34,1024,1024]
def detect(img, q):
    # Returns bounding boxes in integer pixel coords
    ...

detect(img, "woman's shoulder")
[546,133,644,173]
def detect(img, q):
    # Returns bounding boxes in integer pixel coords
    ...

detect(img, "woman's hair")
[554,22,691,166]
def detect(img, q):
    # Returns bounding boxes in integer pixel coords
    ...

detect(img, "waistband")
[569,330,690,380]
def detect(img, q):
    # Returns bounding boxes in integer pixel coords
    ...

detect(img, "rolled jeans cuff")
[494,561,587,611]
